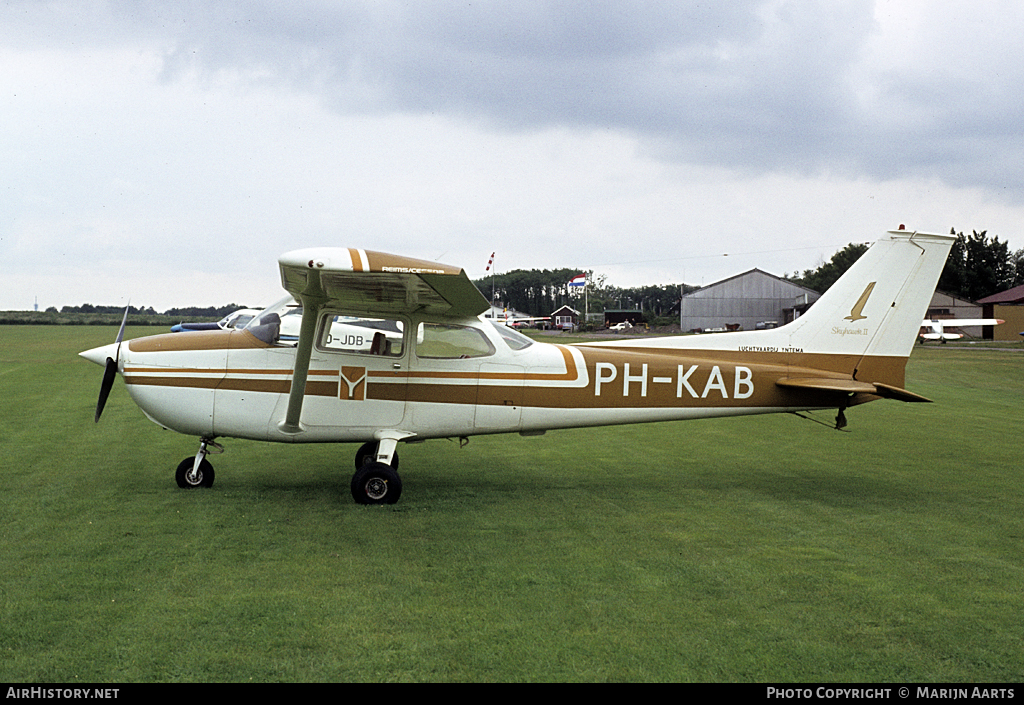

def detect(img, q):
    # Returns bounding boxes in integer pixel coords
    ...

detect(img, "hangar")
[977,285,1024,341]
[679,269,820,332]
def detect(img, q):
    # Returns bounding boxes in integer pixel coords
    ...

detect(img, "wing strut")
[279,269,329,434]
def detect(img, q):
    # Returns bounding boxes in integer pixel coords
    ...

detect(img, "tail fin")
[777,230,955,360]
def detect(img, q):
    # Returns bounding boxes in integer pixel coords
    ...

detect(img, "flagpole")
[485,252,496,313]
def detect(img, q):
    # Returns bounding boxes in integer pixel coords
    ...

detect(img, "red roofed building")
[977,285,1024,341]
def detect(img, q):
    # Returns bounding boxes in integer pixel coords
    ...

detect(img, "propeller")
[93,305,130,423]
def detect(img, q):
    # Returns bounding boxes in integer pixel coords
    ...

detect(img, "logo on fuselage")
[340,366,367,401]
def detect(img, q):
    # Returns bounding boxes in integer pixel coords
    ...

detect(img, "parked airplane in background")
[171,308,261,333]
[920,318,1003,342]
[81,228,955,505]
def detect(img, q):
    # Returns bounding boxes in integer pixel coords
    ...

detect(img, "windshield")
[244,296,302,345]
[490,322,534,351]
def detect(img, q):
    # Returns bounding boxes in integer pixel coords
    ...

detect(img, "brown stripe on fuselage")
[125,367,340,397]
[128,330,271,353]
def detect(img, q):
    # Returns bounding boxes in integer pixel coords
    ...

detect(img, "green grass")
[2,326,1023,682]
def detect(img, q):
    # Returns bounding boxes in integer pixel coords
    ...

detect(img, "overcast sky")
[3,0,1023,311]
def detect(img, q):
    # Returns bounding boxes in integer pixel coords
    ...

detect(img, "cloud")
[2,1,1023,311]
[74,0,1017,195]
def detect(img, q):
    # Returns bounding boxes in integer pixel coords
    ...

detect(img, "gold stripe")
[128,330,271,353]
[124,367,338,377]
[348,248,363,272]
[374,346,580,383]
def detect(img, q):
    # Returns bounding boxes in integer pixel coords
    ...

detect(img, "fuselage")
[112,314,887,444]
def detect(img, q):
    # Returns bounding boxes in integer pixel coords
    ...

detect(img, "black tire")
[354,441,399,471]
[176,457,215,489]
[351,462,402,505]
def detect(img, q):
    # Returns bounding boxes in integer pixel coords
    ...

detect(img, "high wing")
[279,248,489,318]
[276,247,489,433]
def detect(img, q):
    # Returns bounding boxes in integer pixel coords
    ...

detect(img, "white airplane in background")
[171,308,261,333]
[81,228,955,505]
[920,318,1003,342]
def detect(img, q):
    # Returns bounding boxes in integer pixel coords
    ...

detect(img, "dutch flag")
[568,273,586,288]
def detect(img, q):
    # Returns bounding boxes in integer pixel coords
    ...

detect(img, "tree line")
[55,303,250,318]
[473,270,694,320]
[0,303,254,327]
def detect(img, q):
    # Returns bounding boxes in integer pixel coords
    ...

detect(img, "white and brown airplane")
[81,228,954,504]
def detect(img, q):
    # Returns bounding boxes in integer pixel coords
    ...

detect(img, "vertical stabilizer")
[777,230,954,360]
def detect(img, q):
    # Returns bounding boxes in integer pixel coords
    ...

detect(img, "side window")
[416,323,495,359]
[318,315,405,357]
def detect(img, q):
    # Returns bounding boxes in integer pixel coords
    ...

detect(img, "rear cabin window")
[416,323,495,359]
[318,315,405,357]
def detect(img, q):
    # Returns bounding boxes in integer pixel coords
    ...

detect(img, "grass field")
[2,326,1023,682]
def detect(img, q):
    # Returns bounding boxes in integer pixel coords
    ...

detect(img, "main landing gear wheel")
[354,441,399,471]
[175,457,215,488]
[351,462,402,505]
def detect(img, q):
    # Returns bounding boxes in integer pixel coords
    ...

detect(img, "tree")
[788,243,869,293]
[475,269,691,318]
[474,269,584,315]
[938,229,1017,302]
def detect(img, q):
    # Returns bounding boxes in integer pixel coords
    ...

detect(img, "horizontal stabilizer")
[776,377,932,403]
[776,377,878,394]
[872,383,932,403]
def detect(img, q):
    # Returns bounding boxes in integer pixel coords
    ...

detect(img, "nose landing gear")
[175,438,223,489]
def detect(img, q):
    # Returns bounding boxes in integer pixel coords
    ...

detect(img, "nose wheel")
[176,457,215,488]
[175,438,222,488]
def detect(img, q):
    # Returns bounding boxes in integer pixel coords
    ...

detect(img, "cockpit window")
[490,322,534,351]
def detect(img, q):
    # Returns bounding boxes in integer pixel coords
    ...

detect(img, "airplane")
[503,316,550,329]
[80,228,954,505]
[171,308,261,333]
[919,318,1003,342]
